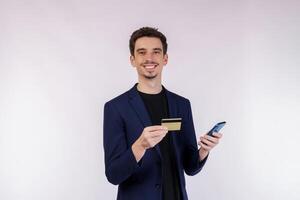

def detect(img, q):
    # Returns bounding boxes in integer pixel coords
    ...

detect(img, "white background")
[0,0,299,199]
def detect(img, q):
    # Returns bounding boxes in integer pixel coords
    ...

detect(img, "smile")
[143,64,157,69]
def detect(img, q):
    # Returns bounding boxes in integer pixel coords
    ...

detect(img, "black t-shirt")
[138,86,182,200]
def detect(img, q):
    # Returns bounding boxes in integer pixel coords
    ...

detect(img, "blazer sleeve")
[103,102,139,185]
[182,99,208,176]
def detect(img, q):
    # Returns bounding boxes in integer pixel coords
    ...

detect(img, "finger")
[150,135,166,146]
[153,135,166,143]
[200,136,215,147]
[198,137,209,146]
[199,141,212,151]
[147,130,168,138]
[151,133,167,141]
[203,134,219,144]
[212,132,223,138]
[146,136,165,147]
[146,125,168,132]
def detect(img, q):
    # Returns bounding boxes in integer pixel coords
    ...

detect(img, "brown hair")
[129,27,168,56]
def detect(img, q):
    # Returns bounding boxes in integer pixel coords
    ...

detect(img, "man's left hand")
[198,132,223,161]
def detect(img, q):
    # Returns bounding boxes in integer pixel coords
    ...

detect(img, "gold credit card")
[161,118,182,131]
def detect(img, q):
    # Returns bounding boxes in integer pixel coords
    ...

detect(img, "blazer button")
[155,184,161,189]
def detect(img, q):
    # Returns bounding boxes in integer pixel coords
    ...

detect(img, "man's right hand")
[132,125,168,162]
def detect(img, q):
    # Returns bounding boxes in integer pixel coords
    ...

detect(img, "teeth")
[145,65,156,69]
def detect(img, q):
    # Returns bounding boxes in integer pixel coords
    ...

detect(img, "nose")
[144,52,154,62]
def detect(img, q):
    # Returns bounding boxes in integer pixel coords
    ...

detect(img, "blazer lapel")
[128,84,152,127]
[128,83,162,158]
[165,88,178,119]
[128,84,178,126]
[128,84,181,159]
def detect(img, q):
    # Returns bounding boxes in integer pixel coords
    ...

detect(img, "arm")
[103,102,168,185]
[103,102,138,185]
[182,100,208,176]
[131,126,168,162]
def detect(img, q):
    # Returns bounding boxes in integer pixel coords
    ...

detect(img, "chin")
[144,74,157,79]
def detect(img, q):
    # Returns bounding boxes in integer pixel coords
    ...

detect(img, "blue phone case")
[207,121,226,136]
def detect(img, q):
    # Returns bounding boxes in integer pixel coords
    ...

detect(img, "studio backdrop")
[0,0,299,199]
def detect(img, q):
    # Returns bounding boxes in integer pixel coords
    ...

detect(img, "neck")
[137,78,162,94]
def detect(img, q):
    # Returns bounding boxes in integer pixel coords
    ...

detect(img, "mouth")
[143,64,158,70]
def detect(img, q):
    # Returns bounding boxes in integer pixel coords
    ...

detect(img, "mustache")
[142,61,158,65]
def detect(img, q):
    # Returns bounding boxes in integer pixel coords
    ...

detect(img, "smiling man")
[103,27,222,200]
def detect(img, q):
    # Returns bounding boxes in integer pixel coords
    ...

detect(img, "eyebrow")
[136,48,162,52]
[136,48,146,52]
[153,48,162,52]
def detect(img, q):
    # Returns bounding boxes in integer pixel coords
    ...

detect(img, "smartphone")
[207,121,226,136]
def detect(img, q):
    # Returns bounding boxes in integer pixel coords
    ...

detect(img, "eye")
[138,51,146,55]
[154,51,161,54]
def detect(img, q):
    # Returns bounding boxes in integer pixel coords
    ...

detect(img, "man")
[103,27,222,200]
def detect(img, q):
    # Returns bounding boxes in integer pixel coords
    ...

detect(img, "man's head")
[129,27,168,80]
[129,27,168,56]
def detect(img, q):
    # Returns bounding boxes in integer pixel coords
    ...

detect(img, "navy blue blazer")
[103,83,207,200]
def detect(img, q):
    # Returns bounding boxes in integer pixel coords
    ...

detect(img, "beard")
[141,61,159,80]
[144,73,157,79]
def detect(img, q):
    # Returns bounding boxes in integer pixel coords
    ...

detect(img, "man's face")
[130,37,168,80]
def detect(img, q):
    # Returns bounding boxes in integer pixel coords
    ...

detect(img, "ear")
[163,53,168,66]
[130,55,135,67]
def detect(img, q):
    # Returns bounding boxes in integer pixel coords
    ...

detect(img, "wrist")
[133,140,146,152]
[199,148,209,161]
[132,139,146,162]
